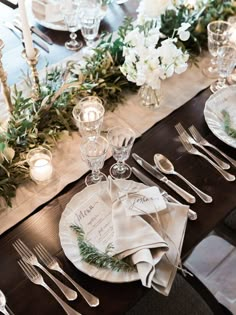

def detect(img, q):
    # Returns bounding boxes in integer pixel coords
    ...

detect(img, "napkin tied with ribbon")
[107,177,189,295]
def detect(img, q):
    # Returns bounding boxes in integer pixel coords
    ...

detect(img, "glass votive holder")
[27,147,53,184]
[72,96,105,139]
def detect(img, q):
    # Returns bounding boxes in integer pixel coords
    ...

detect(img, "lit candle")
[27,148,53,183]
[82,105,101,122]
[18,0,35,59]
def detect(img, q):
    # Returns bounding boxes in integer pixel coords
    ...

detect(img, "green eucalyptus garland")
[0,0,235,208]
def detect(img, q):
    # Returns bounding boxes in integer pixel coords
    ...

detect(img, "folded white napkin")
[108,177,189,296]
[32,0,64,23]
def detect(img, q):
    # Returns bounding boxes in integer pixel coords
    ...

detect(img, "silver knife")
[13,23,50,53]
[132,167,197,221]
[132,153,196,204]
[30,26,53,45]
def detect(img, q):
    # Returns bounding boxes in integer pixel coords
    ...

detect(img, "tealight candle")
[27,147,53,183]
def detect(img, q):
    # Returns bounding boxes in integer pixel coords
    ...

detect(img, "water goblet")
[203,20,231,78]
[72,96,105,139]
[210,45,236,93]
[61,0,83,51]
[107,126,135,180]
[79,0,102,49]
[80,136,108,186]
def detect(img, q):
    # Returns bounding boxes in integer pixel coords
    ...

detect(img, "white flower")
[140,0,172,17]
[121,21,189,90]
[177,22,191,41]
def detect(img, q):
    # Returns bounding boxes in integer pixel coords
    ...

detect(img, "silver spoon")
[0,290,10,315]
[154,154,213,203]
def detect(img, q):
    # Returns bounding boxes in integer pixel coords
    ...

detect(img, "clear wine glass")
[79,0,102,49]
[203,20,231,78]
[107,126,135,180]
[80,136,109,186]
[210,45,236,93]
[72,96,105,139]
[61,0,83,51]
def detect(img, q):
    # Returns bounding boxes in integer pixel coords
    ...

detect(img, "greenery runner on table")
[0,0,235,208]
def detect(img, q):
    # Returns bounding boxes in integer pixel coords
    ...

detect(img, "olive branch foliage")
[0,0,235,208]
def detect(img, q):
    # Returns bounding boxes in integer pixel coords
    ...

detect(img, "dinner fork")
[189,125,236,168]
[178,133,235,181]
[175,123,230,170]
[13,239,77,301]
[18,260,82,315]
[34,244,99,307]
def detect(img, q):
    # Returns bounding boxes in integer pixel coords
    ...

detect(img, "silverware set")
[131,123,235,221]
[13,239,99,314]
[175,123,235,182]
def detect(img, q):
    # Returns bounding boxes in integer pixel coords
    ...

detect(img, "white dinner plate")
[30,0,67,31]
[204,86,236,148]
[59,179,145,283]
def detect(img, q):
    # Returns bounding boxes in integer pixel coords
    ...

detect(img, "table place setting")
[0,0,235,236]
[59,176,189,296]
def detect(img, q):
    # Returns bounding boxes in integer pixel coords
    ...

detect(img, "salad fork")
[175,122,230,170]
[18,260,82,315]
[189,125,236,167]
[34,244,99,307]
[177,133,235,181]
[13,239,77,301]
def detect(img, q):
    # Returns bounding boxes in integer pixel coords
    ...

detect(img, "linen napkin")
[107,177,189,295]
[32,0,64,23]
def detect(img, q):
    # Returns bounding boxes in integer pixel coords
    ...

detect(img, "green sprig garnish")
[71,225,135,272]
[222,110,236,139]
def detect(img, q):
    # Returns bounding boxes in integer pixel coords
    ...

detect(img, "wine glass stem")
[91,170,100,180]
[117,161,125,172]
[70,32,77,43]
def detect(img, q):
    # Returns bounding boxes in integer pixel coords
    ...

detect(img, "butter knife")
[132,167,197,221]
[132,153,196,204]
[31,26,53,45]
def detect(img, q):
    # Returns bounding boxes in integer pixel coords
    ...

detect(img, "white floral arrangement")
[120,15,191,91]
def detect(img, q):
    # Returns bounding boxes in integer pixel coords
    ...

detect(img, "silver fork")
[175,123,230,170]
[13,239,77,301]
[18,260,82,315]
[34,244,99,307]
[189,125,236,168]
[177,133,235,182]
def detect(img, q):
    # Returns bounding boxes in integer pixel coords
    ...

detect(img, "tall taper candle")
[18,0,35,59]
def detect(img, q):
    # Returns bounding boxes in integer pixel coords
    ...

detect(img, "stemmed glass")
[79,0,102,49]
[210,45,236,93]
[107,126,135,180]
[72,96,105,139]
[61,0,83,51]
[203,21,231,78]
[80,136,109,186]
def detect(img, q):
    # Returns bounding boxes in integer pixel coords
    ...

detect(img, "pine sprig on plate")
[222,110,236,138]
[71,225,135,272]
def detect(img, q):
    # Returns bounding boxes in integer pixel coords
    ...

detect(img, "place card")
[121,186,167,217]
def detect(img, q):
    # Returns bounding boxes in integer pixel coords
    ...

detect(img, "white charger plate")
[204,86,236,149]
[59,179,143,283]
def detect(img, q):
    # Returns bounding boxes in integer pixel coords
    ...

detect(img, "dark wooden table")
[0,2,236,314]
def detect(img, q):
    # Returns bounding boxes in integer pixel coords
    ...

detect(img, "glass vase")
[139,84,161,109]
